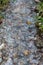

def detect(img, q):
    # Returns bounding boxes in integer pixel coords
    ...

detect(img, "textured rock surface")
[0,0,43,65]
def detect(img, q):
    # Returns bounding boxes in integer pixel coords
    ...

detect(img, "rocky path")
[0,0,43,65]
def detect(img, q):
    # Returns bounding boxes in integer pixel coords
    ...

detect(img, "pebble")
[23,50,30,56]
[26,21,32,25]
[0,43,5,50]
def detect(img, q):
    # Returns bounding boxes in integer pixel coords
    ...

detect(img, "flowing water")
[0,0,43,65]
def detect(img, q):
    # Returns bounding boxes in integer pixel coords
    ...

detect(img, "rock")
[23,50,30,56]
[5,58,13,65]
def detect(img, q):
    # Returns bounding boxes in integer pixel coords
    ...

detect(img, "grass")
[0,0,9,10]
[35,1,43,35]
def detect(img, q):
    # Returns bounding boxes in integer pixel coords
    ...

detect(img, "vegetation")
[0,0,10,24]
[0,0,9,10]
[35,1,43,37]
